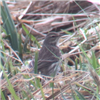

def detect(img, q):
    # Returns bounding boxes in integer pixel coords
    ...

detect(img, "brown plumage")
[29,32,62,76]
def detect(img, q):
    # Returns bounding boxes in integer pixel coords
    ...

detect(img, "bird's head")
[43,32,62,46]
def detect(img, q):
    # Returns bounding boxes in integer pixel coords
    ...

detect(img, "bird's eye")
[51,35,56,38]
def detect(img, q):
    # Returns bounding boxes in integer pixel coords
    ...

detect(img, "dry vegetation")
[1,0,100,100]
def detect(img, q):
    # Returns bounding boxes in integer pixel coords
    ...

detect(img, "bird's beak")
[58,33,63,37]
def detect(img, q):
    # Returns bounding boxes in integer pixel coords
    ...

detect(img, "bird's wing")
[37,60,57,70]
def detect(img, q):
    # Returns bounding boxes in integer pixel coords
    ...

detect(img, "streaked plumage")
[29,32,62,76]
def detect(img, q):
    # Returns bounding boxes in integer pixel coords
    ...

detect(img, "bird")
[29,32,62,76]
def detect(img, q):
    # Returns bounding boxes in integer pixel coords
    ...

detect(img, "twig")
[2,40,24,65]
[62,28,87,60]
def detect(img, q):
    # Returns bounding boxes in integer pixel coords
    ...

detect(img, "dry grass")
[1,0,100,100]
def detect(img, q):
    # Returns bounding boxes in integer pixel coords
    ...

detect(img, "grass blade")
[1,0,19,51]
